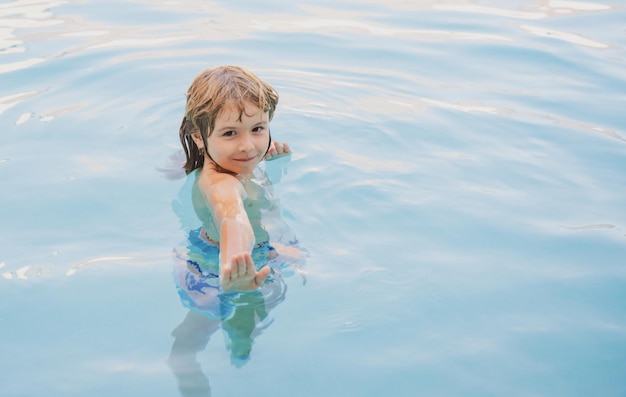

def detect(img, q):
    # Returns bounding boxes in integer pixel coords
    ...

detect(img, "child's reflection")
[167,311,217,397]
[168,272,288,396]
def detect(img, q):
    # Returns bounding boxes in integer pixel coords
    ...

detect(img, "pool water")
[1,1,625,396]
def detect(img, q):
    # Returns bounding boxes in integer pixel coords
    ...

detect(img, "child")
[178,65,292,293]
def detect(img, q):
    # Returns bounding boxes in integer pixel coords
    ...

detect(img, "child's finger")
[221,267,232,283]
[255,266,271,286]
[244,254,256,274]
[265,144,276,159]
[265,141,291,160]
[234,254,249,277]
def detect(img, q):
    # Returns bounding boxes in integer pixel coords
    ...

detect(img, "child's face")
[205,101,270,175]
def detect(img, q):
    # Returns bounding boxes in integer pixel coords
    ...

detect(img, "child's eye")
[252,126,265,133]
[223,130,235,137]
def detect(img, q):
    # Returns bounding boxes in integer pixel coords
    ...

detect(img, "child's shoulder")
[194,167,246,201]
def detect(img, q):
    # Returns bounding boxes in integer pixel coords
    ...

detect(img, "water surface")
[1,1,625,396]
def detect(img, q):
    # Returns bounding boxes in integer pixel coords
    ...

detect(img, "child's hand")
[265,141,291,161]
[220,252,271,292]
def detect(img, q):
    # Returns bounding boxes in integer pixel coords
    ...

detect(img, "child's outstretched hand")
[220,252,271,292]
[265,141,291,161]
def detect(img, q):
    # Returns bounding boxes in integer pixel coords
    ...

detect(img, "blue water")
[1,1,626,396]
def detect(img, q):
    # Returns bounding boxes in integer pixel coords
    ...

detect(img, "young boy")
[178,65,291,292]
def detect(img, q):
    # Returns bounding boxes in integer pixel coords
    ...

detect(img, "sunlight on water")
[1,0,625,396]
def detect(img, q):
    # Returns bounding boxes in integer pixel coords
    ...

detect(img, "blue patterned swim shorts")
[172,227,299,318]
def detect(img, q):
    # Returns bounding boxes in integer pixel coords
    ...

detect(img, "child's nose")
[239,135,254,152]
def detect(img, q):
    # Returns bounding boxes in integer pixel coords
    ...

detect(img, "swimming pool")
[1,0,625,396]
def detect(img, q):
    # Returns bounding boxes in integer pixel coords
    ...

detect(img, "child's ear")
[191,132,204,148]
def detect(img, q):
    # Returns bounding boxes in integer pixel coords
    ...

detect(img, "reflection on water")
[168,283,285,396]
[168,311,218,397]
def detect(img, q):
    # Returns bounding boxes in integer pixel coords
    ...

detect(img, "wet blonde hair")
[179,65,279,174]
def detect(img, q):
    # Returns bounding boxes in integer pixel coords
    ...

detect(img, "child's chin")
[233,161,259,173]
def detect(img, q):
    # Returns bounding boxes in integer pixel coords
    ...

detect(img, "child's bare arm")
[198,173,270,292]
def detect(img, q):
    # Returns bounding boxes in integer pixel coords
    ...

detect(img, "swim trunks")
[173,227,300,319]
